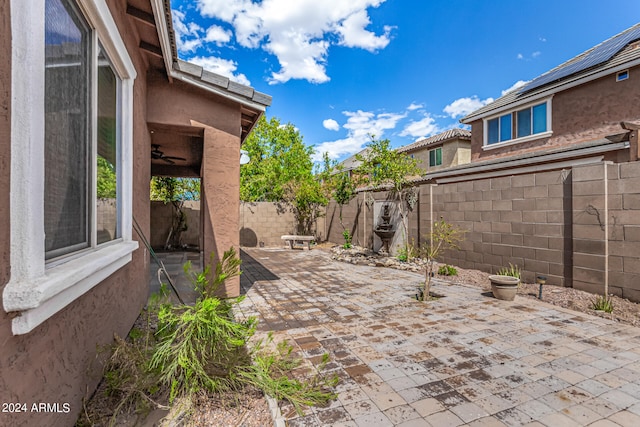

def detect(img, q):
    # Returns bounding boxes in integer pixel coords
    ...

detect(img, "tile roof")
[157,0,271,109]
[336,148,370,172]
[396,128,471,153]
[461,23,640,123]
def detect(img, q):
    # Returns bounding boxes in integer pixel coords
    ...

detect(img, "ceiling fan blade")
[162,156,187,161]
[161,157,176,164]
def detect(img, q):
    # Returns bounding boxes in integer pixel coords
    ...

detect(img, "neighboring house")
[397,128,471,173]
[1,1,270,426]
[461,23,640,163]
[334,147,370,178]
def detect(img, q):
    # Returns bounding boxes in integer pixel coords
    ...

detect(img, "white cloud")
[193,0,392,84]
[407,102,423,111]
[443,96,494,119]
[173,10,204,53]
[518,51,542,61]
[501,80,529,96]
[323,119,340,131]
[188,56,251,86]
[335,10,392,52]
[205,25,232,45]
[313,109,405,160]
[400,114,440,139]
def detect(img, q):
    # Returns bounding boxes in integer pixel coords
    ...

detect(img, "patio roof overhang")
[126,0,271,177]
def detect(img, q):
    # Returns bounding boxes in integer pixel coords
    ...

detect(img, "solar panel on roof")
[519,25,640,94]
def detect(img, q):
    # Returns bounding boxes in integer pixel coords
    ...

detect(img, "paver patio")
[237,247,640,427]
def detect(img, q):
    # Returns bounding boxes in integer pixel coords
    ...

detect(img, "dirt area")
[183,391,272,427]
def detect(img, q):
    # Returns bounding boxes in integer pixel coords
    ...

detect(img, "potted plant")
[489,264,521,301]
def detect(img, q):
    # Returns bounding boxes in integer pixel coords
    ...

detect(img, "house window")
[45,1,122,259]
[44,0,92,259]
[617,70,629,81]
[487,114,512,144]
[5,0,138,334]
[429,147,442,167]
[515,102,547,139]
[485,99,551,146]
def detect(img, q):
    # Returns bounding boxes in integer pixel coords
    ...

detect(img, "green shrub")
[342,229,352,249]
[591,295,614,313]
[437,264,458,276]
[497,263,521,279]
[84,247,338,425]
[396,240,418,262]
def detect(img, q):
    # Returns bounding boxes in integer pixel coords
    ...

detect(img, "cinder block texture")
[327,161,640,300]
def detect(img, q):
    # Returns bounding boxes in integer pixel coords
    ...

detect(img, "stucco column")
[201,126,241,297]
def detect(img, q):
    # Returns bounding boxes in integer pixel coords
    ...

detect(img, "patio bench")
[281,235,315,250]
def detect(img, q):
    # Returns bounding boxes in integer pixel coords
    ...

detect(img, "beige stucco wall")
[407,138,471,174]
[469,67,640,162]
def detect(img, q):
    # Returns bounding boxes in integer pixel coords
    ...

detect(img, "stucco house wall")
[410,140,471,173]
[467,64,640,163]
[0,1,269,425]
[0,2,151,426]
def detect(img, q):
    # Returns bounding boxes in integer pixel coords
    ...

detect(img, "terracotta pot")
[489,275,520,301]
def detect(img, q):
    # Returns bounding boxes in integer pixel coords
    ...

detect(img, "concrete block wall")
[572,162,640,300]
[150,200,200,249]
[97,199,117,242]
[240,202,326,247]
[420,169,572,286]
[330,160,640,299]
[326,195,363,246]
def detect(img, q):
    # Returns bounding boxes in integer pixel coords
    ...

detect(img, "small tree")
[317,152,357,247]
[355,136,421,255]
[151,177,200,249]
[421,218,464,302]
[283,178,328,236]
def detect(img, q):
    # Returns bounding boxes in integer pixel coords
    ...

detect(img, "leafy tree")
[240,115,315,202]
[150,177,200,202]
[150,177,200,249]
[97,156,116,199]
[316,152,357,246]
[355,136,421,254]
[420,218,464,302]
[241,115,329,236]
[284,179,328,235]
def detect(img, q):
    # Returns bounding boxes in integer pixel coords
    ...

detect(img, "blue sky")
[170,0,640,162]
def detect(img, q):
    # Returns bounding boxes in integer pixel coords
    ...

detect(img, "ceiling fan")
[151,144,186,164]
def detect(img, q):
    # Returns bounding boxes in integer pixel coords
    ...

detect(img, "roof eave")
[414,138,629,184]
[149,0,272,112]
[461,57,640,124]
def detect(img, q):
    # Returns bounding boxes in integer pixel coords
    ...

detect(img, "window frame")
[4,0,138,335]
[617,69,629,82]
[483,98,553,150]
[428,147,443,167]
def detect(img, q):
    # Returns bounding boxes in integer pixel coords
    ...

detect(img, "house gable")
[397,129,471,173]
[461,23,640,163]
